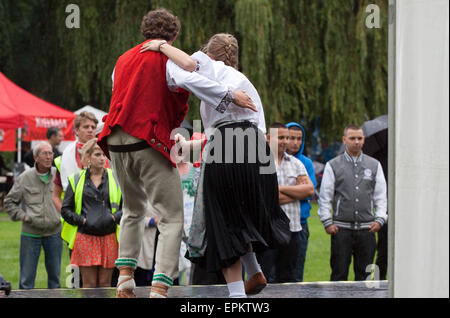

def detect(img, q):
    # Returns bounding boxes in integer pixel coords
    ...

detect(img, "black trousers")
[375,223,388,280]
[257,231,302,283]
[330,228,376,281]
[191,263,226,285]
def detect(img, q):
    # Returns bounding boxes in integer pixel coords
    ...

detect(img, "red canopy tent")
[0,72,75,152]
[0,128,16,151]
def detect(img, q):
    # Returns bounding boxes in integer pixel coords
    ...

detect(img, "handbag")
[187,157,207,258]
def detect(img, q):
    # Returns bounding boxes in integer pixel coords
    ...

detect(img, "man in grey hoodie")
[4,141,62,289]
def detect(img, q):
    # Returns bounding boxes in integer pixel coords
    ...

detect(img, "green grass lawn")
[0,203,354,290]
[0,213,71,290]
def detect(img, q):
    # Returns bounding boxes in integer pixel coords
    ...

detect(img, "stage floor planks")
[8,281,388,298]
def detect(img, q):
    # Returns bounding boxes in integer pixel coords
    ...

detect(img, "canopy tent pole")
[17,127,22,163]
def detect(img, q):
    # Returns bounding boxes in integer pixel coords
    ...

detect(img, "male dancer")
[97,8,256,298]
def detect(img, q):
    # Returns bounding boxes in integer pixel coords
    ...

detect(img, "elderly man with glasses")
[4,141,63,289]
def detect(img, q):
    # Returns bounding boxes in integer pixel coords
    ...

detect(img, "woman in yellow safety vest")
[61,138,122,288]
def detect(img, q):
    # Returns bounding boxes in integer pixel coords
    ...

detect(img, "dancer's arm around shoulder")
[141,39,197,72]
[141,40,257,113]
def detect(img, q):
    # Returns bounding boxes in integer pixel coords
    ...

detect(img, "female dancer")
[142,34,290,297]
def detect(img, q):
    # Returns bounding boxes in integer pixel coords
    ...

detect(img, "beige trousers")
[107,127,183,281]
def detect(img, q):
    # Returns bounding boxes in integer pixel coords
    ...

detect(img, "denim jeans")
[297,222,310,282]
[375,222,388,280]
[19,233,62,289]
[330,228,376,281]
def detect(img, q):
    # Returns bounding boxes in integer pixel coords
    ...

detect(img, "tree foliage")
[0,0,388,141]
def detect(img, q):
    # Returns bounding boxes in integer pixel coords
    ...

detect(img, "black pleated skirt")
[197,121,291,273]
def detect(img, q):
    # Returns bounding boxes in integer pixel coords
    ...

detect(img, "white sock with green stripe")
[115,258,138,268]
[151,273,173,298]
[115,258,137,291]
[152,273,173,287]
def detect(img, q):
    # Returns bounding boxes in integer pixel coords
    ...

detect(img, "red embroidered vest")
[98,40,190,166]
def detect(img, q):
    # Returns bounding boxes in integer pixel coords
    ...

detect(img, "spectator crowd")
[2,111,387,291]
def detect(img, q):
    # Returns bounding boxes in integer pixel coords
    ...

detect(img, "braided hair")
[205,33,239,69]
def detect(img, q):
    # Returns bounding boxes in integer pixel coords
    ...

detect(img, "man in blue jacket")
[285,122,317,282]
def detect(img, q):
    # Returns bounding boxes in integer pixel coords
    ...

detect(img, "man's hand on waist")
[369,221,381,233]
[232,90,257,112]
[325,224,339,235]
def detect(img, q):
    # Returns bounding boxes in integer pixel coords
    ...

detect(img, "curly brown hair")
[141,8,180,41]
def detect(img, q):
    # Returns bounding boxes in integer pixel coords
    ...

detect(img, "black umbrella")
[362,114,388,177]
[362,115,387,138]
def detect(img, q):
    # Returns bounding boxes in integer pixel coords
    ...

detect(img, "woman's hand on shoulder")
[140,40,166,53]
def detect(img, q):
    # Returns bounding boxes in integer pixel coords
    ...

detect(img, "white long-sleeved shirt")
[165,58,235,114]
[111,57,235,114]
[190,51,266,137]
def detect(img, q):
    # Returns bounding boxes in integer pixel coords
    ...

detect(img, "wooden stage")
[7,280,388,298]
